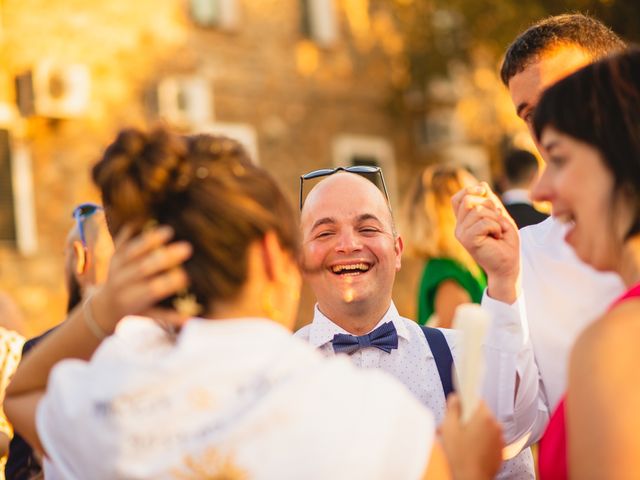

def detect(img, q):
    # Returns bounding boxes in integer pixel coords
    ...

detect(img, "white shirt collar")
[502,188,532,205]
[307,301,410,348]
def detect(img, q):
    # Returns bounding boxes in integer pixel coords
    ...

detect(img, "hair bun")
[92,127,191,232]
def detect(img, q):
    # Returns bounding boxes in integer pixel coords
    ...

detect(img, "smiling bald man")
[295,171,539,480]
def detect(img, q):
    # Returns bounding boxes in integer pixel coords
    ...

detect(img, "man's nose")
[335,230,362,253]
[531,167,552,203]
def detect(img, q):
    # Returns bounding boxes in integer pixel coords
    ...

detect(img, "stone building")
[0,0,429,334]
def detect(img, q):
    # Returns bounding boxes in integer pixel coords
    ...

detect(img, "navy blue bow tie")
[331,321,399,355]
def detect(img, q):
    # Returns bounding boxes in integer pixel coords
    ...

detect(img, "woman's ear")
[72,240,87,275]
[260,231,283,282]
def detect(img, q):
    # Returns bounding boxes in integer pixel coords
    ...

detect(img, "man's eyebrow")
[310,217,336,232]
[356,213,383,224]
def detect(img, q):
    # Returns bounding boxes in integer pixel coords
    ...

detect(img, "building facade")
[0,0,428,333]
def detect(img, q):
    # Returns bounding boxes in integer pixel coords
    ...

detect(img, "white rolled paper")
[452,304,490,423]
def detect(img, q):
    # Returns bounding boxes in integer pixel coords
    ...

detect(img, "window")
[0,131,37,254]
[332,134,397,209]
[300,0,338,47]
[441,144,491,184]
[190,0,240,30]
[414,108,462,149]
[155,75,213,128]
[0,130,16,244]
[200,122,259,164]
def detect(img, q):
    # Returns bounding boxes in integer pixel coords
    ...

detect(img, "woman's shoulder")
[576,299,640,352]
[425,257,465,271]
[571,298,640,387]
[422,258,470,285]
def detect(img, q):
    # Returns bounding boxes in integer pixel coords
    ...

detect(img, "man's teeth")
[331,263,370,274]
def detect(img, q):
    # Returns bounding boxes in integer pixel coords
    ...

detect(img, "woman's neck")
[205,301,263,322]
[618,237,640,287]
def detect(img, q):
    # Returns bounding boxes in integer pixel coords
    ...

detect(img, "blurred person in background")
[402,165,486,328]
[500,149,548,229]
[6,203,113,480]
[0,293,25,338]
[0,316,24,479]
[0,296,24,480]
[4,129,504,479]
[62,204,114,313]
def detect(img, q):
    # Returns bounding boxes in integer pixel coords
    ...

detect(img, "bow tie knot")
[331,321,398,355]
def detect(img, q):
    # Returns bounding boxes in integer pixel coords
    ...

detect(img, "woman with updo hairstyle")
[5,128,504,479]
[527,48,640,478]
[402,165,486,327]
[92,128,301,320]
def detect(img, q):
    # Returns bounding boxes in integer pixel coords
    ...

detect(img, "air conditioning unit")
[29,61,91,118]
[156,76,213,128]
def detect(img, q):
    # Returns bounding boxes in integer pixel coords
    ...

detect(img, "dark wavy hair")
[92,128,299,308]
[500,13,625,86]
[533,48,640,238]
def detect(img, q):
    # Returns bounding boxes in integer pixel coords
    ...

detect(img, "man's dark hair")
[503,149,538,185]
[500,13,626,86]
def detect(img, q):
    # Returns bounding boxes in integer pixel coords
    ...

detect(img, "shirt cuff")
[481,289,529,352]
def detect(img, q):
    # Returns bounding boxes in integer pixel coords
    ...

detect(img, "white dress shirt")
[502,188,533,206]
[38,316,433,479]
[295,302,536,479]
[482,217,625,431]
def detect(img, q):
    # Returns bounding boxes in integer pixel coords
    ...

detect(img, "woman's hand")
[439,394,504,480]
[4,224,193,455]
[89,224,193,334]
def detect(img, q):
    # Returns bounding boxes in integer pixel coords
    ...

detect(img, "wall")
[0,0,424,335]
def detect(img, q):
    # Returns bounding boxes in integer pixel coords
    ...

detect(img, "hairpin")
[173,289,202,318]
[196,166,210,179]
[143,219,158,232]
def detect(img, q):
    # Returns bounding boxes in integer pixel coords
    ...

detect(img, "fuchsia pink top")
[538,282,640,480]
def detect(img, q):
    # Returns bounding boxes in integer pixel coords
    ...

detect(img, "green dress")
[417,257,487,325]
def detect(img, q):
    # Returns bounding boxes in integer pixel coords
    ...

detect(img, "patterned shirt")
[295,302,535,479]
[0,327,25,480]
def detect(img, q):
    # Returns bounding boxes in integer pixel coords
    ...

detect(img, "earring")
[173,289,202,318]
[73,242,87,275]
[142,219,158,232]
[261,286,283,322]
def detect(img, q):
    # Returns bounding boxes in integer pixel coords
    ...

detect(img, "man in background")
[500,149,548,229]
[6,203,113,479]
[454,14,627,444]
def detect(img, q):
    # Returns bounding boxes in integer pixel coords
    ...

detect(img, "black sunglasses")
[299,166,390,210]
[71,202,103,247]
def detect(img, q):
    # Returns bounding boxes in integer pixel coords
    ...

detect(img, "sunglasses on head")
[72,203,103,247]
[299,165,390,210]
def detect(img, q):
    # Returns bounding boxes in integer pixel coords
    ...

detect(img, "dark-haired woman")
[4,130,503,479]
[529,48,640,479]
